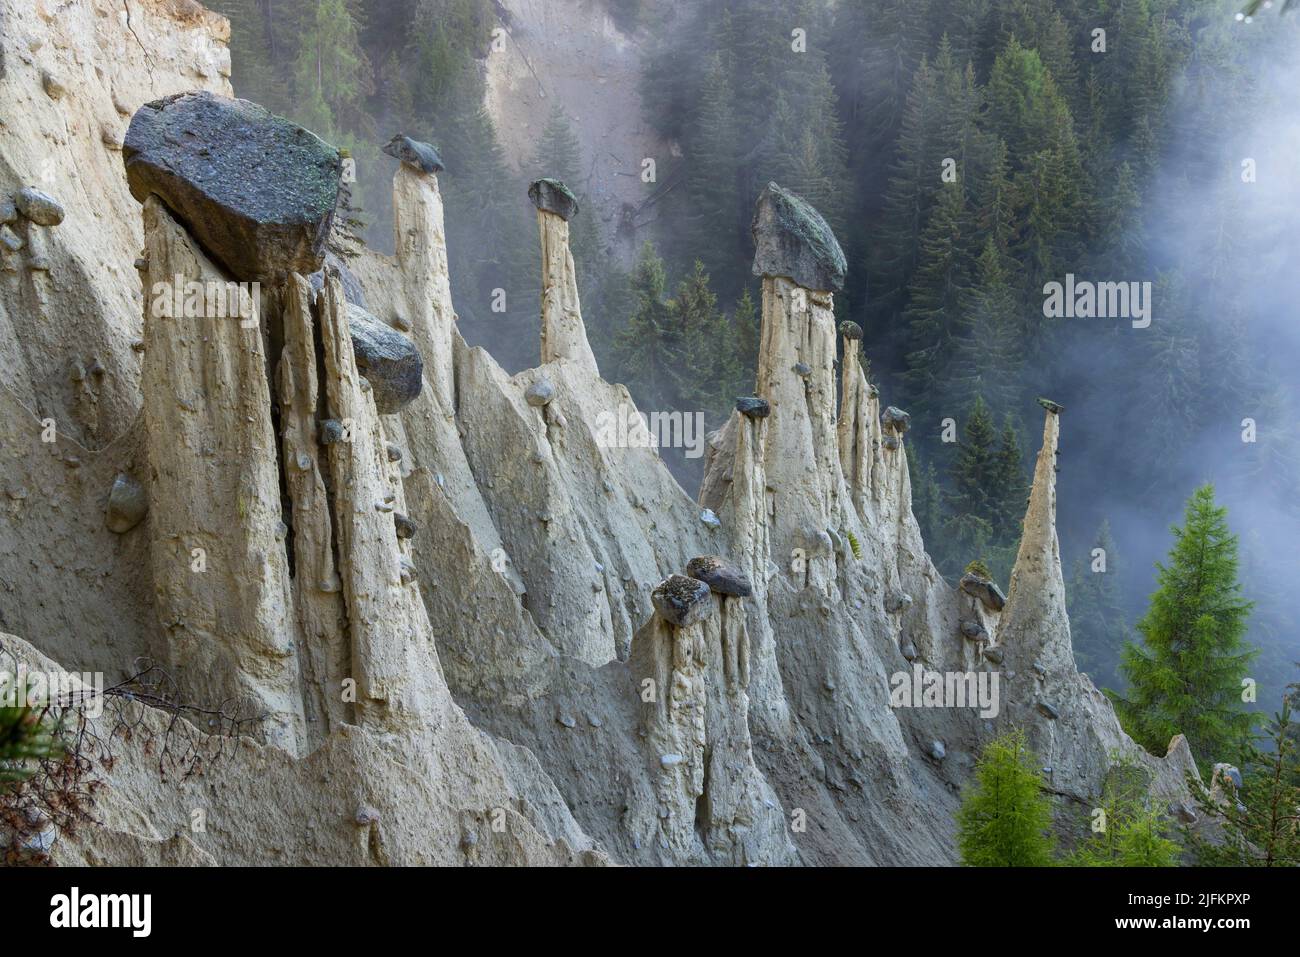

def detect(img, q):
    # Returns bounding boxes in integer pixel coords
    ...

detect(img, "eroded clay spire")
[999,404,1070,670]
[140,196,304,754]
[392,140,455,412]
[750,182,848,561]
[529,178,600,377]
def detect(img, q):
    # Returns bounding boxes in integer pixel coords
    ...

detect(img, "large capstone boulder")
[383,134,444,174]
[838,319,863,341]
[686,555,752,598]
[751,181,846,292]
[959,573,1006,612]
[735,396,770,419]
[528,178,579,222]
[881,406,911,434]
[1037,397,1064,415]
[348,303,423,413]
[651,575,713,628]
[123,91,341,281]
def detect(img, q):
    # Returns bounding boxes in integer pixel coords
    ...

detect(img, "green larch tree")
[957,729,1056,866]
[1110,484,1257,773]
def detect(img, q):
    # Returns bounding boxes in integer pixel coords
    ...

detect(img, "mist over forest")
[208,0,1300,710]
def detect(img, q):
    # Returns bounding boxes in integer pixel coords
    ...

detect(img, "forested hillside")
[207,0,1300,707]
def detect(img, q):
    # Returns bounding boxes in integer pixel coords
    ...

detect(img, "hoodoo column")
[529,178,600,377]
[749,182,849,567]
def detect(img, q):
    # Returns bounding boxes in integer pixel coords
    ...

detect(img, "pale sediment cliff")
[0,1,1202,867]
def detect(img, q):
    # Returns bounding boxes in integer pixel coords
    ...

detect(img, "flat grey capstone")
[686,555,752,598]
[383,134,444,174]
[528,178,579,221]
[652,574,713,628]
[123,91,340,281]
[881,406,911,434]
[750,182,846,292]
[959,573,1006,612]
[1038,397,1064,414]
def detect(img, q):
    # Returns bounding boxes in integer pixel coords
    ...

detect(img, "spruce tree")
[731,287,760,394]
[957,729,1056,866]
[291,0,372,141]
[901,182,970,413]
[907,443,947,566]
[1110,484,1257,773]
[531,103,584,190]
[1067,520,1130,691]
[969,134,1018,258]
[207,0,291,114]
[933,36,983,203]
[530,104,616,333]
[871,53,940,327]
[949,237,1022,419]
[1113,805,1182,867]
[950,396,999,523]
[990,415,1026,543]
[939,396,1004,576]
[443,105,535,370]
[609,242,674,407]
[683,53,743,292]
[1068,756,1180,866]
[1184,699,1300,867]
[949,0,992,69]
[669,261,731,414]
[985,38,1055,158]
[848,0,936,154]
